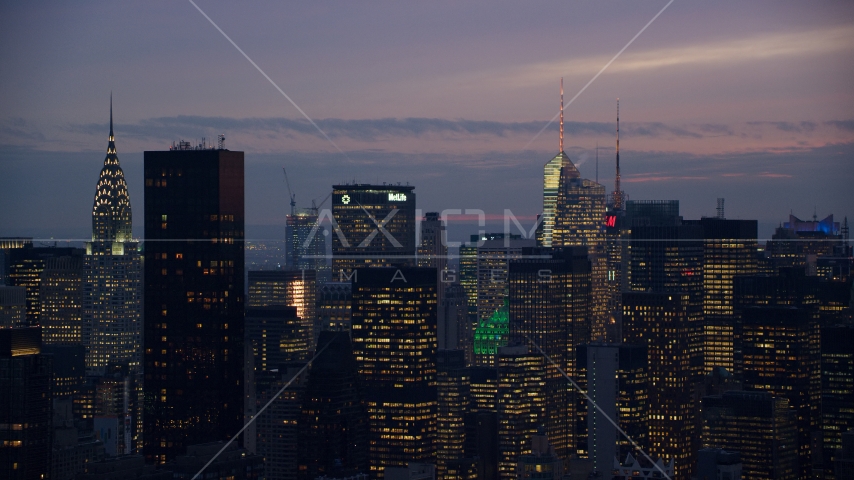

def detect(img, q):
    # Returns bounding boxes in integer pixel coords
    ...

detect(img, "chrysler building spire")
[92,95,132,246]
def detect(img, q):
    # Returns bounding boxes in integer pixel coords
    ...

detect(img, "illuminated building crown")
[91,94,132,243]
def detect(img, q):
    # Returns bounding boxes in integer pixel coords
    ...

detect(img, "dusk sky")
[1,1,853,242]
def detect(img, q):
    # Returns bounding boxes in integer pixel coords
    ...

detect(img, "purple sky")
[1,1,853,241]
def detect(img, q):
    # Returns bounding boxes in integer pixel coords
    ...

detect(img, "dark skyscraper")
[350,267,438,478]
[298,331,368,480]
[576,343,649,472]
[0,327,52,480]
[702,390,798,479]
[331,184,416,282]
[819,324,854,478]
[142,146,245,464]
[508,246,591,462]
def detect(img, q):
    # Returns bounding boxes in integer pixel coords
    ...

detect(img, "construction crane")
[282,167,296,217]
[310,192,332,215]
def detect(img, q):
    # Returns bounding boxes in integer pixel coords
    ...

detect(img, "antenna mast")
[559,78,564,153]
[613,98,623,211]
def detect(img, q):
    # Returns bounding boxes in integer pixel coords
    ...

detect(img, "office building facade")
[142,146,245,463]
[350,267,438,477]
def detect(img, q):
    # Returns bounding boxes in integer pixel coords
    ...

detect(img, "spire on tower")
[613,98,623,211]
[559,78,564,153]
[109,92,114,140]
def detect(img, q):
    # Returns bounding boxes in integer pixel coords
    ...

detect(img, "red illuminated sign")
[604,215,616,228]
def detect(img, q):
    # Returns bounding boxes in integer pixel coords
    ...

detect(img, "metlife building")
[330,184,416,281]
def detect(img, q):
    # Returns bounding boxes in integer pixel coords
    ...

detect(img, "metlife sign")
[388,193,407,202]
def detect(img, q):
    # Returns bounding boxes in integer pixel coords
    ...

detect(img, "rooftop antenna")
[613,98,623,211]
[109,92,114,140]
[283,167,296,217]
[559,78,564,153]
[217,134,225,150]
[595,142,599,184]
[716,198,725,219]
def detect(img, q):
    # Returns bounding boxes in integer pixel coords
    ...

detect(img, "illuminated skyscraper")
[331,184,416,282]
[143,145,245,464]
[687,218,758,374]
[540,79,569,249]
[473,298,509,367]
[436,349,470,478]
[496,345,546,480]
[622,292,695,479]
[83,97,142,377]
[8,246,83,326]
[350,267,438,478]
[287,209,328,281]
[248,269,316,347]
[40,254,84,345]
[459,237,480,364]
[702,391,798,479]
[540,80,608,340]
[736,306,819,479]
[508,246,591,462]
[475,237,535,363]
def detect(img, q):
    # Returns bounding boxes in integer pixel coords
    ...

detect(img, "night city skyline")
[1,2,854,480]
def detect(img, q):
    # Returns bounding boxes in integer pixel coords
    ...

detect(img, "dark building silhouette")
[331,184,416,282]
[702,391,797,479]
[0,327,52,480]
[350,267,438,478]
[297,331,368,480]
[316,282,352,333]
[819,325,854,478]
[255,363,307,480]
[576,343,648,472]
[508,246,591,461]
[245,305,309,371]
[167,442,264,479]
[464,366,499,480]
[142,147,245,464]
